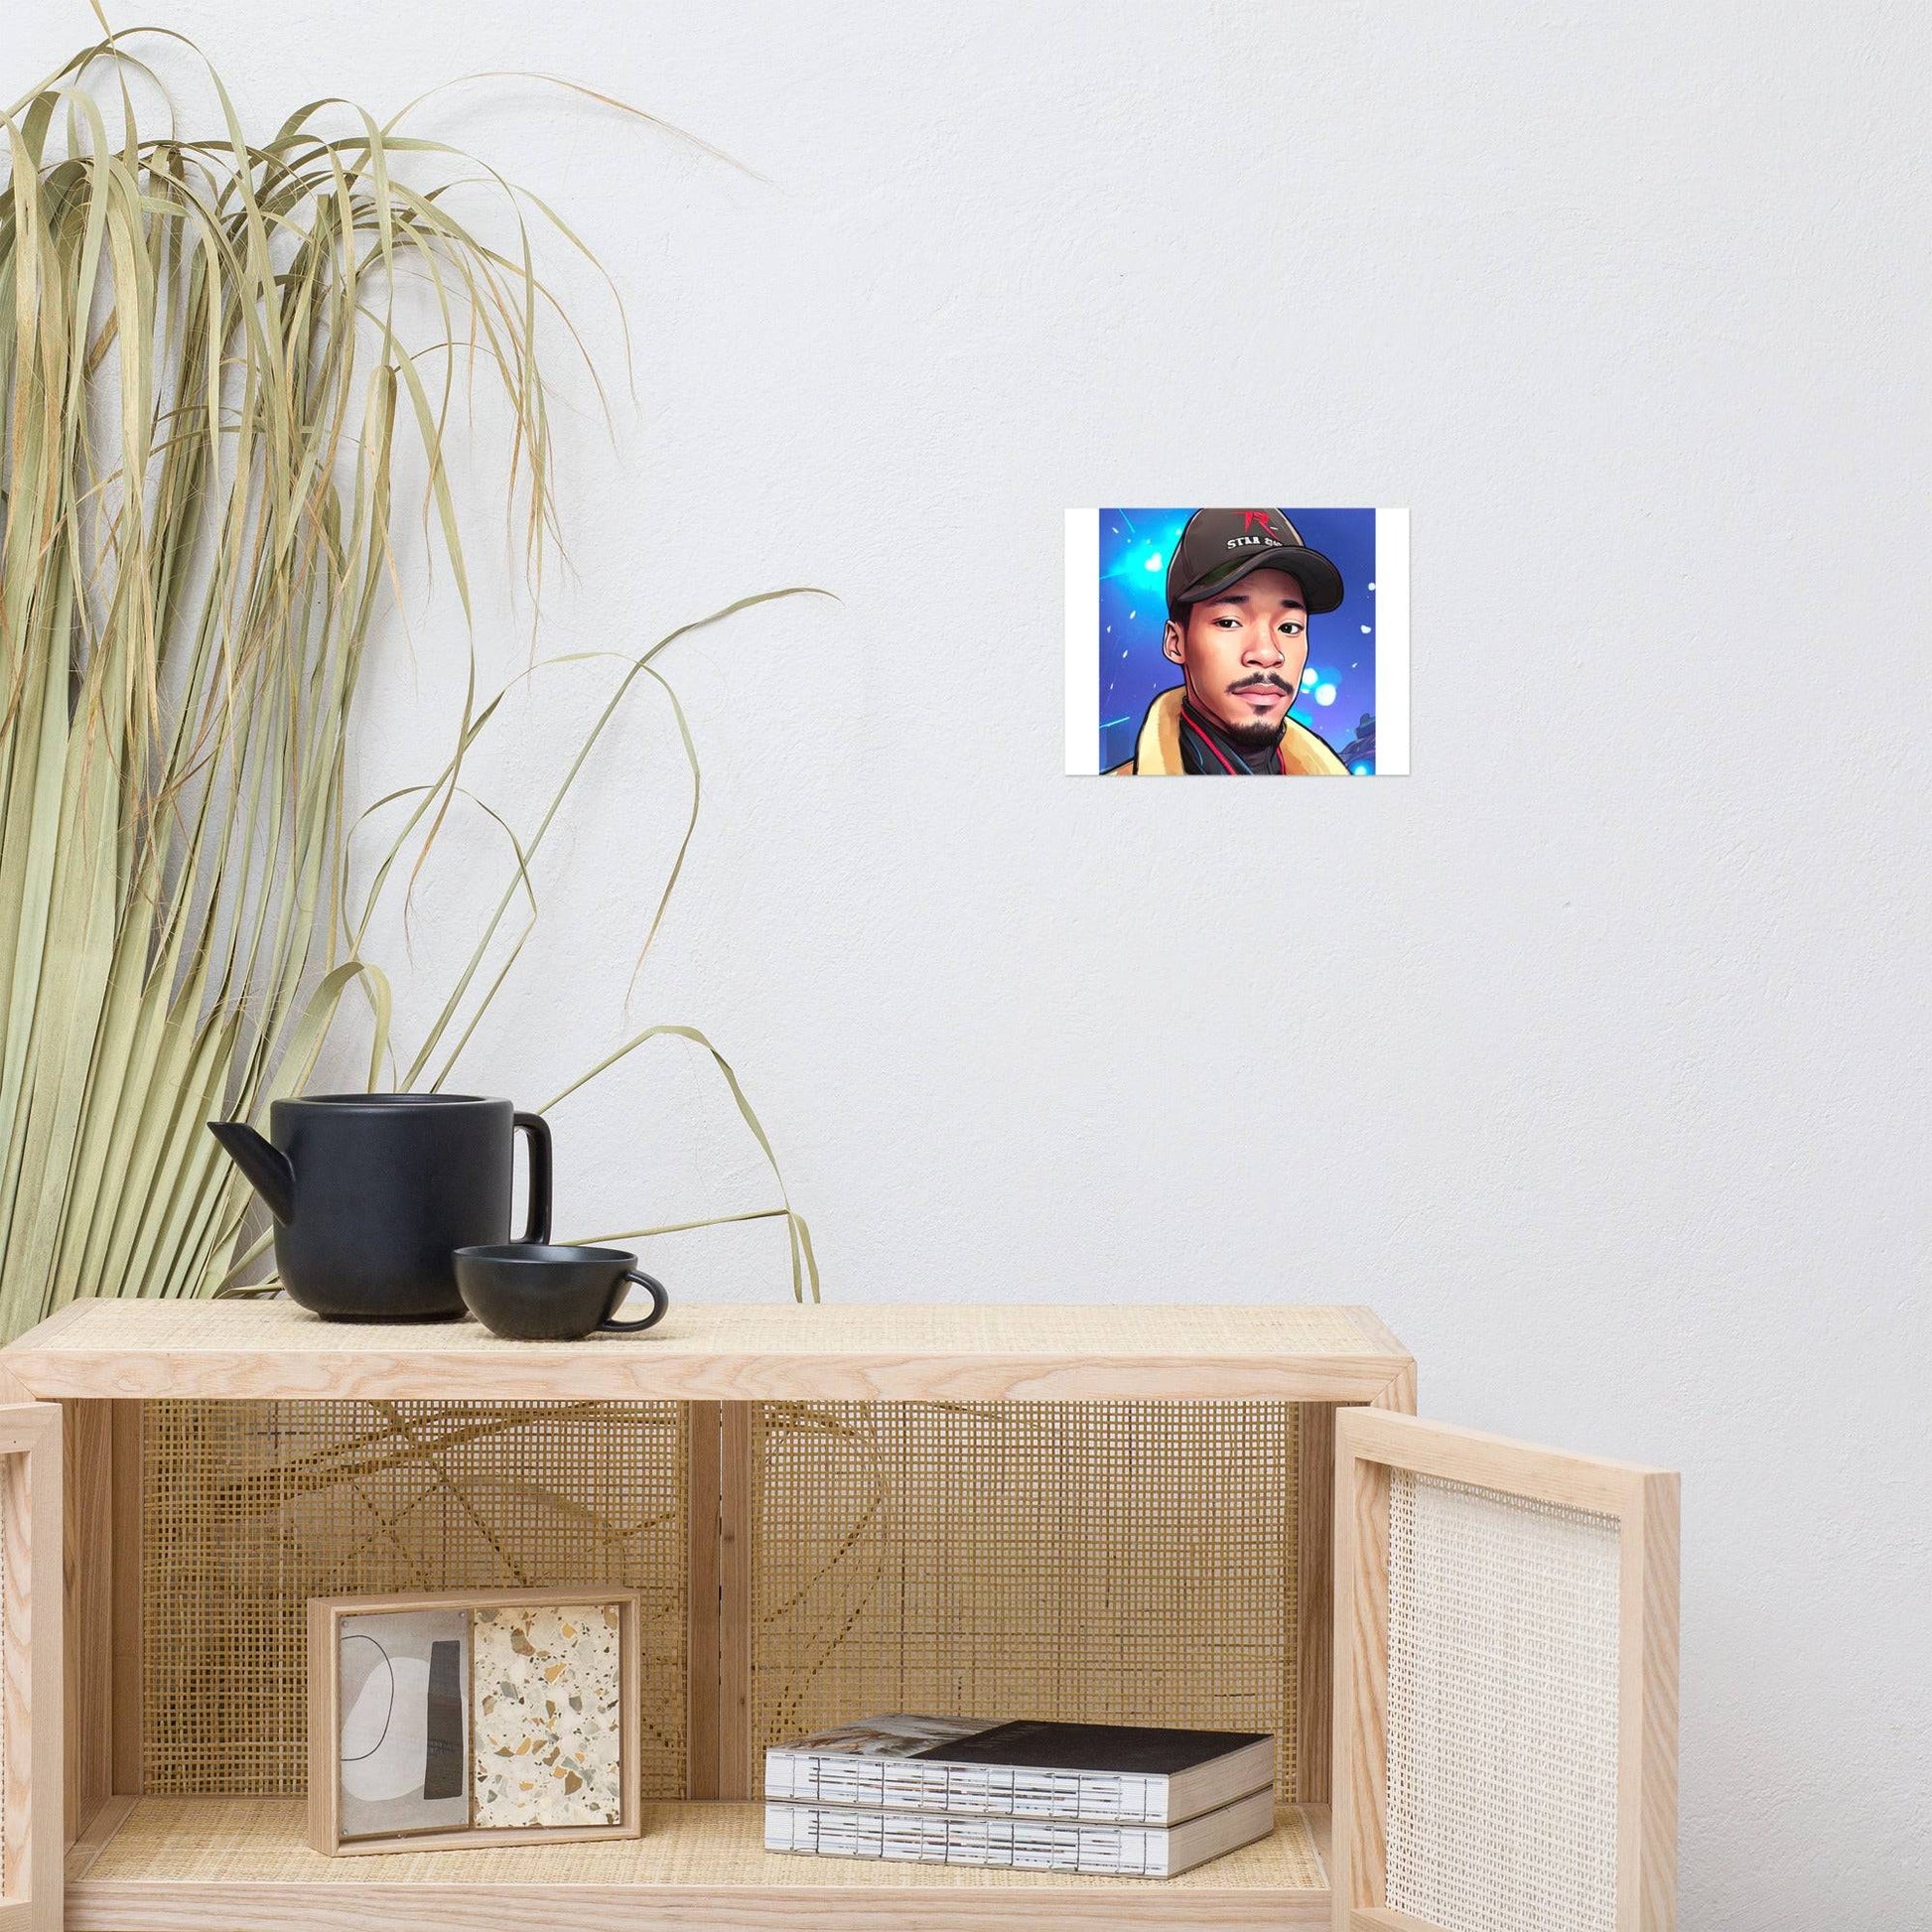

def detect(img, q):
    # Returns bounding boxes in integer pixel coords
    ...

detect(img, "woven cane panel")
[751,1402,1300,1795]
[141,1401,685,1797]
[1386,1470,1621,1932]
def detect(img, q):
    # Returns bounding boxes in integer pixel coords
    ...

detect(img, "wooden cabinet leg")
[64,1400,111,1842]
[685,1401,756,1802]
[63,1397,143,1845]
[717,1402,754,1799]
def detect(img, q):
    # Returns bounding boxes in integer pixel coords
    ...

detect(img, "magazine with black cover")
[763,1715,1275,1826]
[763,1786,1277,1878]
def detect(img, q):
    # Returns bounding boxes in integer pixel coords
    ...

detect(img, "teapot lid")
[280,1092,507,1109]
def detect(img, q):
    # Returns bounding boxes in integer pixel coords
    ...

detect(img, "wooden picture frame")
[1332,1409,1679,1932]
[307,1587,642,1856]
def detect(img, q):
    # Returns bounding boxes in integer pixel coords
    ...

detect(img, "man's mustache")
[1227,674,1295,695]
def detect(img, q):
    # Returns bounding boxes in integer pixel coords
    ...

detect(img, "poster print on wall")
[1064,507,1409,775]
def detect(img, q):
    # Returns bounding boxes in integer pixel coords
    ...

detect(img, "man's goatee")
[1223,716,1288,754]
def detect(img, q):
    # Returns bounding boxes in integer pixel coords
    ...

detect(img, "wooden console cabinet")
[0,1299,1674,1932]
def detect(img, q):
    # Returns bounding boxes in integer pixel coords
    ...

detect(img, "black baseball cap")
[1165,508,1344,616]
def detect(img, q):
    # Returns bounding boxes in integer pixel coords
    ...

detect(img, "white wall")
[19,1,1929,1919]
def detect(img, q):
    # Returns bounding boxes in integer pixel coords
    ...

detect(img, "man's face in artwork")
[1162,567,1309,748]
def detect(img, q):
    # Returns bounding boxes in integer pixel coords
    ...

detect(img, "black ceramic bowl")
[453,1243,669,1341]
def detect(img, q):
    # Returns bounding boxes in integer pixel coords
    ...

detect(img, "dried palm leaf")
[0,31,818,1336]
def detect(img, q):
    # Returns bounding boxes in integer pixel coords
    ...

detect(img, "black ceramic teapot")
[208,1094,551,1321]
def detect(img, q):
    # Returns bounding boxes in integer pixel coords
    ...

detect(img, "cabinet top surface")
[2,1298,1410,1402]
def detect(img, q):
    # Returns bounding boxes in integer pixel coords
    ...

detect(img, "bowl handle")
[601,1270,669,1332]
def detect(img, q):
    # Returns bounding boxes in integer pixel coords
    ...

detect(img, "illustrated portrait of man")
[1111,508,1349,775]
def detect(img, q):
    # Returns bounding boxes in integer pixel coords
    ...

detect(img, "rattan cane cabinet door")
[1332,1410,1677,1932]
[0,1405,61,1932]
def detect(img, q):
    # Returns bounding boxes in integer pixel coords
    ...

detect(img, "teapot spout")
[207,1120,295,1223]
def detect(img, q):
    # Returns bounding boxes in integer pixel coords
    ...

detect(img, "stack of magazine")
[763,1715,1277,1878]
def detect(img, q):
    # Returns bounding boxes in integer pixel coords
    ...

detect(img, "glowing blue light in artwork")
[1351,761,1372,775]
[1315,682,1337,706]
[1301,669,1317,690]
[1361,624,1371,634]
[1145,553,1163,571]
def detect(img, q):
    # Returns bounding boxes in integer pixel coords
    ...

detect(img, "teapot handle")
[513,1112,552,1244]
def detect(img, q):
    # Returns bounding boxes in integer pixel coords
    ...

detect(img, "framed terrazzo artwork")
[307,1587,643,1856]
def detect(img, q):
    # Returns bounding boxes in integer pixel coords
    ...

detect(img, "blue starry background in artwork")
[1097,507,1379,774]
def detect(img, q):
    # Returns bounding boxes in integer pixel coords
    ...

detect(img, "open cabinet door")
[1332,1409,1677,1932]
[0,1405,60,1932]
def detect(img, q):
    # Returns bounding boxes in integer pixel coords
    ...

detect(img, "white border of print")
[1064,507,1409,777]
[1373,507,1410,775]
